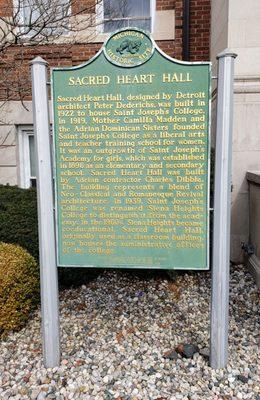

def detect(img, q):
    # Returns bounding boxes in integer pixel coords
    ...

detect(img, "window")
[18,126,54,188]
[18,125,54,189]
[17,0,70,37]
[103,0,155,33]
[18,127,36,188]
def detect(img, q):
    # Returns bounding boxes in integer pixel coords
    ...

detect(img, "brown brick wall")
[0,0,12,17]
[168,0,210,62]
[0,0,210,100]
[174,0,184,60]
[189,0,210,61]
[71,0,96,14]
[156,0,175,11]
[0,43,103,101]
[0,40,178,101]
[155,0,183,60]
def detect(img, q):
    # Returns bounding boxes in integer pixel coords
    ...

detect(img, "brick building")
[0,0,211,185]
[3,0,260,266]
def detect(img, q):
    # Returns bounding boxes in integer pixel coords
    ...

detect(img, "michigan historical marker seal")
[104,28,154,67]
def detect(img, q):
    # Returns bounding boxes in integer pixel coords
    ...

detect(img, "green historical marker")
[52,28,211,270]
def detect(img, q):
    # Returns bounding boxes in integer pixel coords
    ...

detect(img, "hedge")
[0,185,38,260]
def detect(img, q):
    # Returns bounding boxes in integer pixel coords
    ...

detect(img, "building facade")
[4,0,259,264]
[0,0,210,187]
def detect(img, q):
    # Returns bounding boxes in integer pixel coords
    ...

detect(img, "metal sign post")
[210,49,237,369]
[31,57,60,367]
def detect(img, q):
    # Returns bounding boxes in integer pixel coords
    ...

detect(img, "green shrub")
[0,185,38,260]
[0,242,40,338]
[0,185,98,287]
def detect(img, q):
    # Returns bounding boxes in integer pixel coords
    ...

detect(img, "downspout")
[182,0,190,61]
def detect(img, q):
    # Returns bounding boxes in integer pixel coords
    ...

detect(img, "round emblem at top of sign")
[104,28,154,67]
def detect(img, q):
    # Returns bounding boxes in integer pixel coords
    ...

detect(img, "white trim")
[95,0,104,34]
[150,0,156,33]
[234,77,260,93]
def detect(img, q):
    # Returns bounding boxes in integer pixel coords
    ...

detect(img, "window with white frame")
[18,126,36,188]
[17,0,70,37]
[18,126,54,188]
[103,0,155,33]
